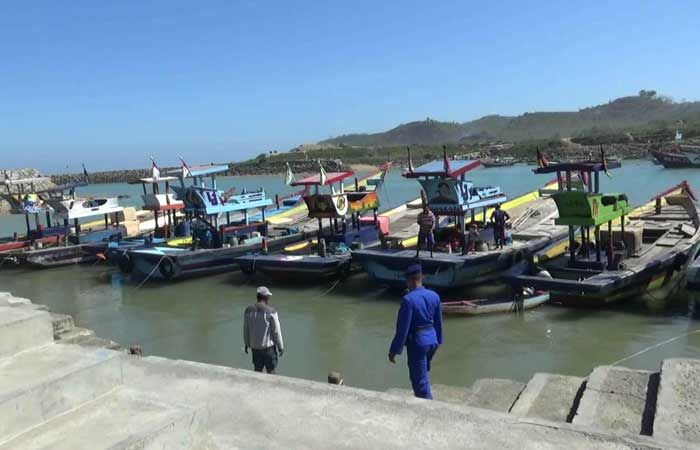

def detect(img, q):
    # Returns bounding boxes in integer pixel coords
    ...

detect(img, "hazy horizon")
[3,1,699,172]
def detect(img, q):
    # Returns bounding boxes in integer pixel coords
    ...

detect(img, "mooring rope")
[311,279,341,300]
[135,255,166,290]
[610,328,700,366]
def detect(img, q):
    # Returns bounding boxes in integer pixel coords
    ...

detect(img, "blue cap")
[405,264,422,276]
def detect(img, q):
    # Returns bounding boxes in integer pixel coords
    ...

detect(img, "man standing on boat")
[490,203,510,249]
[388,264,443,399]
[416,204,436,257]
[243,286,284,374]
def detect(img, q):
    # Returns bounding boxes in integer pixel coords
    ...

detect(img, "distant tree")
[639,90,657,99]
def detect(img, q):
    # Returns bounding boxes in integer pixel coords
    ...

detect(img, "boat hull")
[353,236,559,289]
[513,240,700,306]
[235,253,353,280]
[126,232,304,282]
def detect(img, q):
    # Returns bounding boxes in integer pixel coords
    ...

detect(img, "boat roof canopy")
[137,176,179,184]
[533,161,622,174]
[292,171,355,186]
[404,159,481,179]
[0,177,51,186]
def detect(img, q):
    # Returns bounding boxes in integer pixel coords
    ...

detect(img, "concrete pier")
[0,292,698,449]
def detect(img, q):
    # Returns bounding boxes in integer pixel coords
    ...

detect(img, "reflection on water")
[1,162,699,391]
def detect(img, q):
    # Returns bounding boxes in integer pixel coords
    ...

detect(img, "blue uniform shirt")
[390,286,443,355]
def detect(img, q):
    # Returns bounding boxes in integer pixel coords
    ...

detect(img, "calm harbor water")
[1,161,699,392]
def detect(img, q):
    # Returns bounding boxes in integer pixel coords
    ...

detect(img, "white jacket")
[243,302,284,351]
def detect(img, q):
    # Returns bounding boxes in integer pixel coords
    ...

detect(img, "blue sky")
[2,1,699,172]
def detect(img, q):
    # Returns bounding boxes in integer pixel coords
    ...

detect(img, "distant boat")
[651,145,700,168]
[442,292,550,316]
[481,157,516,168]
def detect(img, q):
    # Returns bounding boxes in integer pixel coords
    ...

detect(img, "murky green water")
[1,162,699,391]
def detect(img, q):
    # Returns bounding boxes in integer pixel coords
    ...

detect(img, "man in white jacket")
[243,286,285,374]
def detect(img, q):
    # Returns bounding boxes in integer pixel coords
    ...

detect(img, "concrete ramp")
[573,366,656,436]
[0,388,201,450]
[465,378,525,412]
[653,358,700,443]
[0,307,53,358]
[510,373,585,422]
[0,344,122,441]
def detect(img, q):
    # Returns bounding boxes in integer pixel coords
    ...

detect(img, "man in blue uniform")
[388,264,443,399]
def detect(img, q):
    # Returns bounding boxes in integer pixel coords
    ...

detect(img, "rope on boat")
[135,255,166,290]
[610,328,700,367]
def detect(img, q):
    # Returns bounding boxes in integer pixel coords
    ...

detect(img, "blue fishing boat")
[234,163,390,281]
[352,149,568,289]
[123,161,301,281]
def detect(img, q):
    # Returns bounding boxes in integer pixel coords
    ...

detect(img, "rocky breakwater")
[0,168,56,215]
[228,158,345,176]
[49,159,347,186]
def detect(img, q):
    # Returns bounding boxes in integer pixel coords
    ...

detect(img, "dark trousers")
[252,346,278,373]
[407,343,438,399]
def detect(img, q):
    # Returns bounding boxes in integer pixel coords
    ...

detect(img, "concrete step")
[0,343,123,441]
[572,365,657,436]
[0,388,203,450]
[58,334,121,350]
[466,378,526,412]
[55,326,95,341]
[432,384,472,404]
[510,373,585,422]
[0,306,53,358]
[386,385,471,404]
[653,358,700,444]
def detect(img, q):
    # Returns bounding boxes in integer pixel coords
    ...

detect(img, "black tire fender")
[159,256,177,280]
[118,253,133,274]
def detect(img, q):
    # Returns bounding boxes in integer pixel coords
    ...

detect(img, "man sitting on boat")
[490,203,510,249]
[465,223,480,253]
[388,264,443,399]
[416,204,436,257]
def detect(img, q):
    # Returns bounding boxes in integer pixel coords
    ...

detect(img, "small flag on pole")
[600,146,611,178]
[442,146,451,175]
[284,163,296,186]
[536,148,549,168]
[82,164,90,183]
[179,156,192,179]
[150,156,160,181]
[319,160,328,186]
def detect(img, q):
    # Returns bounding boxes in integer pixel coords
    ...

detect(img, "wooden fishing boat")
[481,157,516,168]
[651,145,700,168]
[84,161,188,263]
[234,163,390,281]
[442,292,550,315]
[122,162,302,281]
[508,153,700,305]
[352,149,569,290]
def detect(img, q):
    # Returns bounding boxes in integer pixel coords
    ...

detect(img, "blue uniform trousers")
[407,343,438,399]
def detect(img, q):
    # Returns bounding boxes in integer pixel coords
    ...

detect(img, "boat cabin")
[404,149,507,253]
[532,159,631,270]
[169,163,273,248]
[292,164,385,249]
[134,175,185,238]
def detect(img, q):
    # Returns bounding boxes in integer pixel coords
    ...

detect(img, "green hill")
[320,91,700,146]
